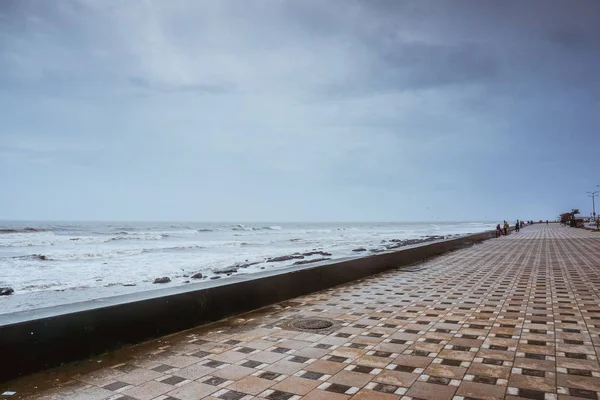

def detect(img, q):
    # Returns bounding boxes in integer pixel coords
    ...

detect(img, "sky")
[1,0,599,222]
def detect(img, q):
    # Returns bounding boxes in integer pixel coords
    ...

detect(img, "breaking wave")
[231,225,282,231]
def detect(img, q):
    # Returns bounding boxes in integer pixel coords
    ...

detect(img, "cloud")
[318,41,497,99]
[0,0,599,221]
[128,77,234,94]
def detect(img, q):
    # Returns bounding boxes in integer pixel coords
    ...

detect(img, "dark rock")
[293,258,331,265]
[210,276,221,280]
[191,272,204,279]
[260,267,265,269]
[267,254,305,263]
[153,277,171,284]
[0,287,14,296]
[70,238,80,241]
[302,251,332,257]
[182,274,189,277]
[236,261,259,268]
[35,254,48,260]
[123,283,136,287]
[214,267,238,274]
[183,280,190,283]
[425,235,445,240]
[352,248,367,252]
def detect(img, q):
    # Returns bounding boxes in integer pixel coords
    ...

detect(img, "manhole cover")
[281,317,340,334]
[292,318,334,330]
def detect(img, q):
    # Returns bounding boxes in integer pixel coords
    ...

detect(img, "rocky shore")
[147,235,452,286]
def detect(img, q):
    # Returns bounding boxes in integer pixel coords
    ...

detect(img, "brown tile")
[514,356,556,372]
[329,347,367,360]
[558,372,600,392]
[305,360,347,375]
[509,373,557,393]
[392,354,433,368]
[425,363,467,379]
[225,376,275,395]
[302,389,350,400]
[271,376,321,395]
[329,370,373,388]
[467,363,511,379]
[557,357,600,371]
[372,370,418,387]
[456,381,507,400]
[437,349,476,361]
[350,389,399,400]
[405,381,457,400]
[352,355,392,369]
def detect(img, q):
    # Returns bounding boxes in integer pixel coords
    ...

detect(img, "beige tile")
[212,365,255,380]
[166,381,219,400]
[122,380,172,400]
[118,368,163,385]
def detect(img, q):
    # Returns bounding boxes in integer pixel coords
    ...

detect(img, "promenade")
[7,224,600,400]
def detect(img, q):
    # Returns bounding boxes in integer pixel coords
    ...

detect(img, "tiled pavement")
[17,224,600,399]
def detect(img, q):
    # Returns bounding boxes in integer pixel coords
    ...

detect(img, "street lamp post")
[588,190,599,227]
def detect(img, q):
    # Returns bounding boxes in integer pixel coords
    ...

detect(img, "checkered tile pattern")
[14,224,600,399]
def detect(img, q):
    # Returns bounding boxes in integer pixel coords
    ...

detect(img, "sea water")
[0,221,495,314]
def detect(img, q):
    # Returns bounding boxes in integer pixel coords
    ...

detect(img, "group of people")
[496,219,525,237]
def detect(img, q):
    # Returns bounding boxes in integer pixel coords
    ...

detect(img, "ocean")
[0,221,495,314]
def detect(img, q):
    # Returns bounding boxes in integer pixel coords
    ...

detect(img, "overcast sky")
[1,0,599,222]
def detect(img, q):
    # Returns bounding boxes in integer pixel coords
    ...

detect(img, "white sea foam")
[0,221,496,314]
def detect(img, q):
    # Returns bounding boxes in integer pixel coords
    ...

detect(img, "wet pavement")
[4,224,600,400]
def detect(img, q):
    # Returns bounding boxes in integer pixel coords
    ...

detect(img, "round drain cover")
[291,318,334,330]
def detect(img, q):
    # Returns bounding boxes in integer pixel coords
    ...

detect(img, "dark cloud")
[318,41,497,99]
[380,41,497,89]
[546,28,599,51]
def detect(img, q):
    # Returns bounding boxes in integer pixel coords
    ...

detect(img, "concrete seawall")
[0,229,499,382]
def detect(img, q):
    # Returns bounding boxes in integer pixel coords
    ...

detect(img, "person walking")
[496,224,502,238]
[503,221,509,236]
[515,220,520,232]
